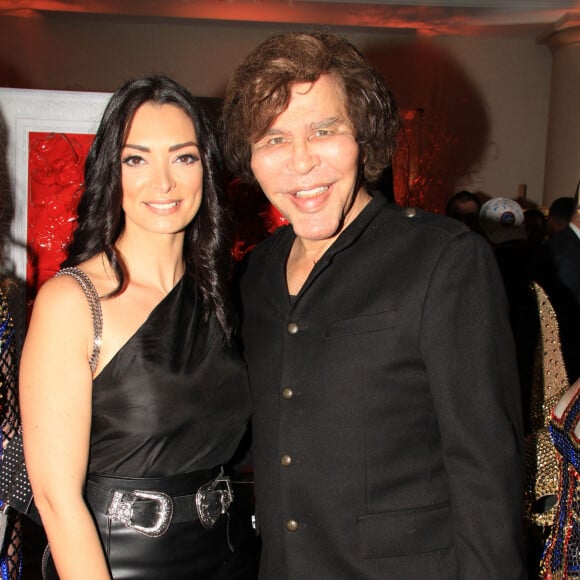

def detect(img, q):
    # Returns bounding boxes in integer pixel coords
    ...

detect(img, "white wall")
[436,36,552,205]
[0,13,553,208]
[543,38,580,204]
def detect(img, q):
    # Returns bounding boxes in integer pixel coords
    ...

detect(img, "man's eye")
[267,137,285,146]
[122,155,145,167]
[314,129,332,137]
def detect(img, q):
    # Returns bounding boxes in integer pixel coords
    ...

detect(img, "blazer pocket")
[358,502,453,559]
[324,310,396,340]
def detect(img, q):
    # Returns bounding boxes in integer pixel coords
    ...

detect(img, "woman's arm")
[20,275,111,580]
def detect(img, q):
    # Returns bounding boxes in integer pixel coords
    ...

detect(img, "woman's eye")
[122,155,145,167]
[313,129,332,138]
[176,153,199,164]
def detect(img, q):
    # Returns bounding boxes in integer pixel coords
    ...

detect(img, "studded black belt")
[85,467,233,537]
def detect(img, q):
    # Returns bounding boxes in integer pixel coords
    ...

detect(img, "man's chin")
[292,223,343,244]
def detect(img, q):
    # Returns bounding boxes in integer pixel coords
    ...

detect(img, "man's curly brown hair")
[220,31,400,186]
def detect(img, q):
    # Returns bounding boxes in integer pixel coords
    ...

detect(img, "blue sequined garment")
[542,388,580,579]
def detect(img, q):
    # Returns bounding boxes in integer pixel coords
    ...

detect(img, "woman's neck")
[114,231,186,294]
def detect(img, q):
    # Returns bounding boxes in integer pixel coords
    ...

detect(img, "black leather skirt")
[42,470,259,579]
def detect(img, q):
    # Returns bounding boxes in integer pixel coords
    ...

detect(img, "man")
[538,198,580,383]
[546,196,576,238]
[222,32,526,579]
[546,200,580,308]
[479,198,540,434]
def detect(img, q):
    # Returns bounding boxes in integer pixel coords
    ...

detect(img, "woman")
[19,76,256,579]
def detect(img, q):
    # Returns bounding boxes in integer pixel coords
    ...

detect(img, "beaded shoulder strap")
[54,267,103,375]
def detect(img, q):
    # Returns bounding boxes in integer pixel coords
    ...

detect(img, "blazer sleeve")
[420,231,527,580]
[552,232,580,306]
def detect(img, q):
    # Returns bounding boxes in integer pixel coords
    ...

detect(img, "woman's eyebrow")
[122,140,198,152]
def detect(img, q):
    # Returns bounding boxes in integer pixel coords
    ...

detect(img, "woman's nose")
[151,162,175,193]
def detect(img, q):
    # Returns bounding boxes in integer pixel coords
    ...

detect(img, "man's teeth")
[295,186,328,198]
[147,201,179,209]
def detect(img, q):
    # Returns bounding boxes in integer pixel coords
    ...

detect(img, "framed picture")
[0,87,110,294]
[0,88,427,297]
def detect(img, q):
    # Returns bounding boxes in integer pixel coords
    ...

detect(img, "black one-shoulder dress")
[44,274,256,579]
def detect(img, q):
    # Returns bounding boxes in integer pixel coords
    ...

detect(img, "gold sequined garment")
[524,283,569,528]
[541,388,580,579]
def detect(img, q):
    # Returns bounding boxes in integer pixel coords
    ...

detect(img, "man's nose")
[290,140,319,174]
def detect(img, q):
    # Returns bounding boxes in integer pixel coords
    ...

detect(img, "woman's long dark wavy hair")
[63,76,233,338]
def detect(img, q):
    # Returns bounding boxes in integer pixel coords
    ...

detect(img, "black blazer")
[547,225,580,306]
[240,195,526,579]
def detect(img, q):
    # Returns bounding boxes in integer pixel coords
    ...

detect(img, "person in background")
[538,198,580,384]
[0,279,23,580]
[524,208,547,247]
[546,196,576,238]
[19,76,257,579]
[445,189,482,232]
[221,31,526,579]
[540,375,580,578]
[479,197,527,249]
[0,135,25,578]
[479,198,540,434]
[543,198,580,309]
[521,282,567,580]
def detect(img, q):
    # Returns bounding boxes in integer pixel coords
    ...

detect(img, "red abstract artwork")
[25,132,286,295]
[27,132,94,294]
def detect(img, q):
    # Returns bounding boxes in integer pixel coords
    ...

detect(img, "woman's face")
[121,102,203,238]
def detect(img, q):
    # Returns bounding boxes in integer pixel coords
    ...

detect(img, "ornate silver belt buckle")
[108,489,173,537]
[195,471,234,529]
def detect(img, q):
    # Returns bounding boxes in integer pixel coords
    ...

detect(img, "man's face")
[250,74,369,245]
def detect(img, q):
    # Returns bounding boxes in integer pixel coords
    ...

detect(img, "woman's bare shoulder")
[34,272,87,310]
[31,256,110,326]
[554,378,580,419]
